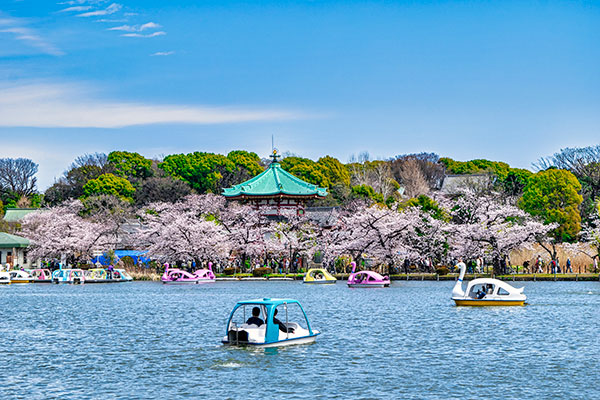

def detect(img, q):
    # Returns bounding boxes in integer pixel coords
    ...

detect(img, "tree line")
[2,145,600,267]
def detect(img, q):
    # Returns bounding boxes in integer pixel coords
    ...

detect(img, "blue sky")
[1,0,599,189]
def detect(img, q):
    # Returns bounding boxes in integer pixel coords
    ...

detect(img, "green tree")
[83,173,136,203]
[519,169,583,242]
[317,156,351,187]
[108,151,153,179]
[351,184,384,203]
[0,199,4,217]
[280,156,330,188]
[400,194,448,221]
[159,152,236,193]
[227,150,263,176]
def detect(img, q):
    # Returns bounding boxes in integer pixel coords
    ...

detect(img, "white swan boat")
[452,262,526,306]
[0,271,11,285]
[9,270,34,284]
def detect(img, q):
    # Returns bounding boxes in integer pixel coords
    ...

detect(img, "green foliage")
[83,173,136,203]
[435,266,449,276]
[252,267,273,277]
[441,157,533,195]
[120,256,135,267]
[317,156,351,187]
[30,193,43,208]
[108,151,153,179]
[223,267,236,275]
[351,184,384,203]
[159,152,236,193]
[280,155,350,189]
[502,168,533,196]
[401,195,448,220]
[441,158,510,179]
[0,199,3,217]
[280,156,330,188]
[519,169,583,242]
[226,150,264,177]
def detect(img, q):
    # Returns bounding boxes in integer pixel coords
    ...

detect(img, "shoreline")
[127,271,600,282]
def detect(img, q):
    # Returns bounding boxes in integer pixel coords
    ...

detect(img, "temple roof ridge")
[222,160,327,198]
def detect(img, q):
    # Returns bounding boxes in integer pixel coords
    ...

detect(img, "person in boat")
[107,264,114,279]
[246,307,264,327]
[476,286,486,299]
[273,309,294,334]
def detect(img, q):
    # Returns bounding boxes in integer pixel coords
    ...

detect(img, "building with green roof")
[0,232,30,268]
[2,208,39,223]
[222,150,327,216]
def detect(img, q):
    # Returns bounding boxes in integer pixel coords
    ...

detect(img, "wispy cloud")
[151,51,175,56]
[0,82,303,128]
[59,6,92,12]
[0,16,63,56]
[121,31,165,38]
[77,3,121,17]
[108,22,160,32]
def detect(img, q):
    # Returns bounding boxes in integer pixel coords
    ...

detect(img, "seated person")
[273,309,294,334]
[476,286,486,299]
[245,307,264,327]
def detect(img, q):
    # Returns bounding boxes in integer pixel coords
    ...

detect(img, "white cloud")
[108,21,160,32]
[0,82,304,128]
[59,6,92,12]
[121,31,165,38]
[151,51,175,56]
[77,3,122,17]
[0,16,63,56]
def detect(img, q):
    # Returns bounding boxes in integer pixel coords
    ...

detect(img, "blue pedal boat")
[222,298,320,348]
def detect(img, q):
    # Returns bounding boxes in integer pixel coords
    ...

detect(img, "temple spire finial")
[270,148,280,163]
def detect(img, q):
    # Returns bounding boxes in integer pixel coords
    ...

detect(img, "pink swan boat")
[161,263,201,284]
[192,262,216,283]
[161,262,216,284]
[347,262,390,288]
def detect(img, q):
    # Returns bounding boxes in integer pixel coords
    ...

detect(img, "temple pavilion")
[222,150,327,216]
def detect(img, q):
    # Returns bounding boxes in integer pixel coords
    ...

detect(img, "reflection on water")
[1,281,599,399]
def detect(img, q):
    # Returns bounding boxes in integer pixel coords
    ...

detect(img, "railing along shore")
[126,270,600,282]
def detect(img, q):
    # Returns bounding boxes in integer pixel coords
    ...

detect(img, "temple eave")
[224,193,325,200]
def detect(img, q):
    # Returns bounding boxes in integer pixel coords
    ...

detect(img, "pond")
[1,280,599,399]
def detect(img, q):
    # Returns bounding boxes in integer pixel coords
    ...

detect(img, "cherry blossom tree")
[219,201,270,266]
[134,194,230,264]
[20,200,108,263]
[441,190,555,274]
[320,201,431,273]
[269,213,321,270]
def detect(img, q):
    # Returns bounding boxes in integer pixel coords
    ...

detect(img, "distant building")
[0,232,30,268]
[440,173,492,194]
[222,150,328,216]
[2,208,38,223]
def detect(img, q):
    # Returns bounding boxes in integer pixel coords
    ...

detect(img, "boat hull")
[223,334,319,348]
[162,280,199,285]
[348,282,390,288]
[453,299,525,306]
[303,280,336,284]
[10,279,33,284]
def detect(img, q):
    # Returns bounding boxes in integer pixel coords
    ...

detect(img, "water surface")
[1,280,599,399]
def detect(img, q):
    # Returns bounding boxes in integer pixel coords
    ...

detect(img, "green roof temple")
[222,152,327,200]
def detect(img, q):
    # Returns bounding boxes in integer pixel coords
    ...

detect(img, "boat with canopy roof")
[9,270,34,284]
[191,262,216,283]
[28,269,52,283]
[347,261,390,288]
[222,298,320,347]
[452,261,526,306]
[303,267,336,284]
